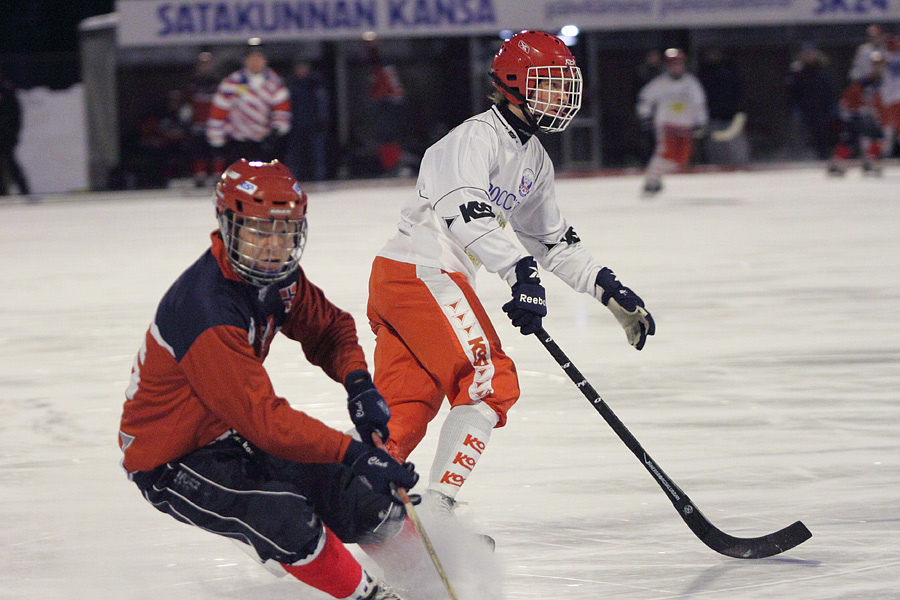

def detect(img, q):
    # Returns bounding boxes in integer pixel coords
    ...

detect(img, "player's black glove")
[343,439,419,497]
[345,370,391,445]
[502,256,547,336]
[596,267,655,350]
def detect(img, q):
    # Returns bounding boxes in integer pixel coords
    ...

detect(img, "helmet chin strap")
[496,101,540,143]
[513,103,542,133]
[490,73,541,132]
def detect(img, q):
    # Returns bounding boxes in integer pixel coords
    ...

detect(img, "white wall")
[17,85,89,194]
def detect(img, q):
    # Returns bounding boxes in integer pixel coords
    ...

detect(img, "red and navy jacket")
[206,67,291,146]
[119,232,366,473]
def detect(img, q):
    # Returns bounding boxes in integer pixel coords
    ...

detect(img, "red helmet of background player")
[663,48,687,77]
[490,30,583,133]
[214,159,308,287]
[664,47,686,62]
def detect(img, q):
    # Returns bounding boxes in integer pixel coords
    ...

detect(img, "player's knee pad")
[255,516,324,565]
[354,501,406,545]
[228,517,323,569]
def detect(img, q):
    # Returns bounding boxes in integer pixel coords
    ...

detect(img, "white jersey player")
[364,31,655,521]
[636,48,708,196]
[848,24,888,83]
[878,35,900,158]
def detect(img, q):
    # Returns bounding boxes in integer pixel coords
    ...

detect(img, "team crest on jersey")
[519,168,535,197]
[278,282,297,312]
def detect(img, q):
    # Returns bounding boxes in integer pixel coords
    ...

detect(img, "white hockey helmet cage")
[490,30,583,133]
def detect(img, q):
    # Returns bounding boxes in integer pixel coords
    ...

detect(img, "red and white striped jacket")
[207,68,291,146]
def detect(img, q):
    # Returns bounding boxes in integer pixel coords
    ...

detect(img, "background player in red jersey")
[206,47,291,166]
[182,51,222,186]
[119,159,417,600]
[828,49,887,176]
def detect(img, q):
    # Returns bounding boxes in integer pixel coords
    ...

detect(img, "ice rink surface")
[1,166,899,599]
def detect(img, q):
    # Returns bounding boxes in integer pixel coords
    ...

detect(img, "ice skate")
[422,490,496,550]
[826,163,846,177]
[361,581,408,600]
[425,489,457,519]
[862,160,883,177]
[641,179,663,197]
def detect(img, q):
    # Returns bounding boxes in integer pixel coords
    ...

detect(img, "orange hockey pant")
[367,257,520,461]
[656,125,695,166]
[883,102,900,133]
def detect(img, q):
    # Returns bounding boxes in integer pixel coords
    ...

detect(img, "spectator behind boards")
[0,68,31,197]
[207,44,291,168]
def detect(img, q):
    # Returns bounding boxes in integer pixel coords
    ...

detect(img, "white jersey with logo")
[637,73,709,129]
[378,105,603,298]
[849,41,886,82]
[880,49,900,106]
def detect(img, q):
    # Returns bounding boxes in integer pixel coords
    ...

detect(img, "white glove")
[606,297,655,350]
[595,267,655,350]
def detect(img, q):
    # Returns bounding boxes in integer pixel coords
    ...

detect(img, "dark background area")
[0,1,114,87]
[1,4,889,189]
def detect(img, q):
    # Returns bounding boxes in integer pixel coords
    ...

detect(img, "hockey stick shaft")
[533,327,811,558]
[373,435,459,600]
[397,488,460,600]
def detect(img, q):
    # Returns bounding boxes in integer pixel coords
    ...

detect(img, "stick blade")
[703,520,812,559]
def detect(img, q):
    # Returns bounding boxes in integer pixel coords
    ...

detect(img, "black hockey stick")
[533,326,811,559]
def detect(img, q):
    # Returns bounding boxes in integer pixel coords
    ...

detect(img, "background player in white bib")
[637,48,709,196]
[363,31,655,521]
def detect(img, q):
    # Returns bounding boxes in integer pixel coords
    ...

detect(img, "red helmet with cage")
[664,47,686,62]
[214,159,308,287]
[664,47,687,77]
[490,30,583,133]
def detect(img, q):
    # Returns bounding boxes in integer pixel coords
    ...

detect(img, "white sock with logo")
[428,402,499,499]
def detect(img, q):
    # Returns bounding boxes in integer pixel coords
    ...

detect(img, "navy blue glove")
[595,267,655,350]
[502,257,547,336]
[345,370,391,445]
[343,439,419,497]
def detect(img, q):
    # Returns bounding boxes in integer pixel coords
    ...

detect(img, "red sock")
[192,159,207,178]
[282,527,367,599]
[867,141,883,160]
[833,143,852,160]
[379,142,402,170]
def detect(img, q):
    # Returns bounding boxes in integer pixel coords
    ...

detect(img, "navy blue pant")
[131,433,402,565]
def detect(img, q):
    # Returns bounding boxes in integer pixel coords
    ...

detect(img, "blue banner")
[115,0,900,46]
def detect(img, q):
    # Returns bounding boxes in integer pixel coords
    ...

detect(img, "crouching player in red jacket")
[118,159,417,600]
